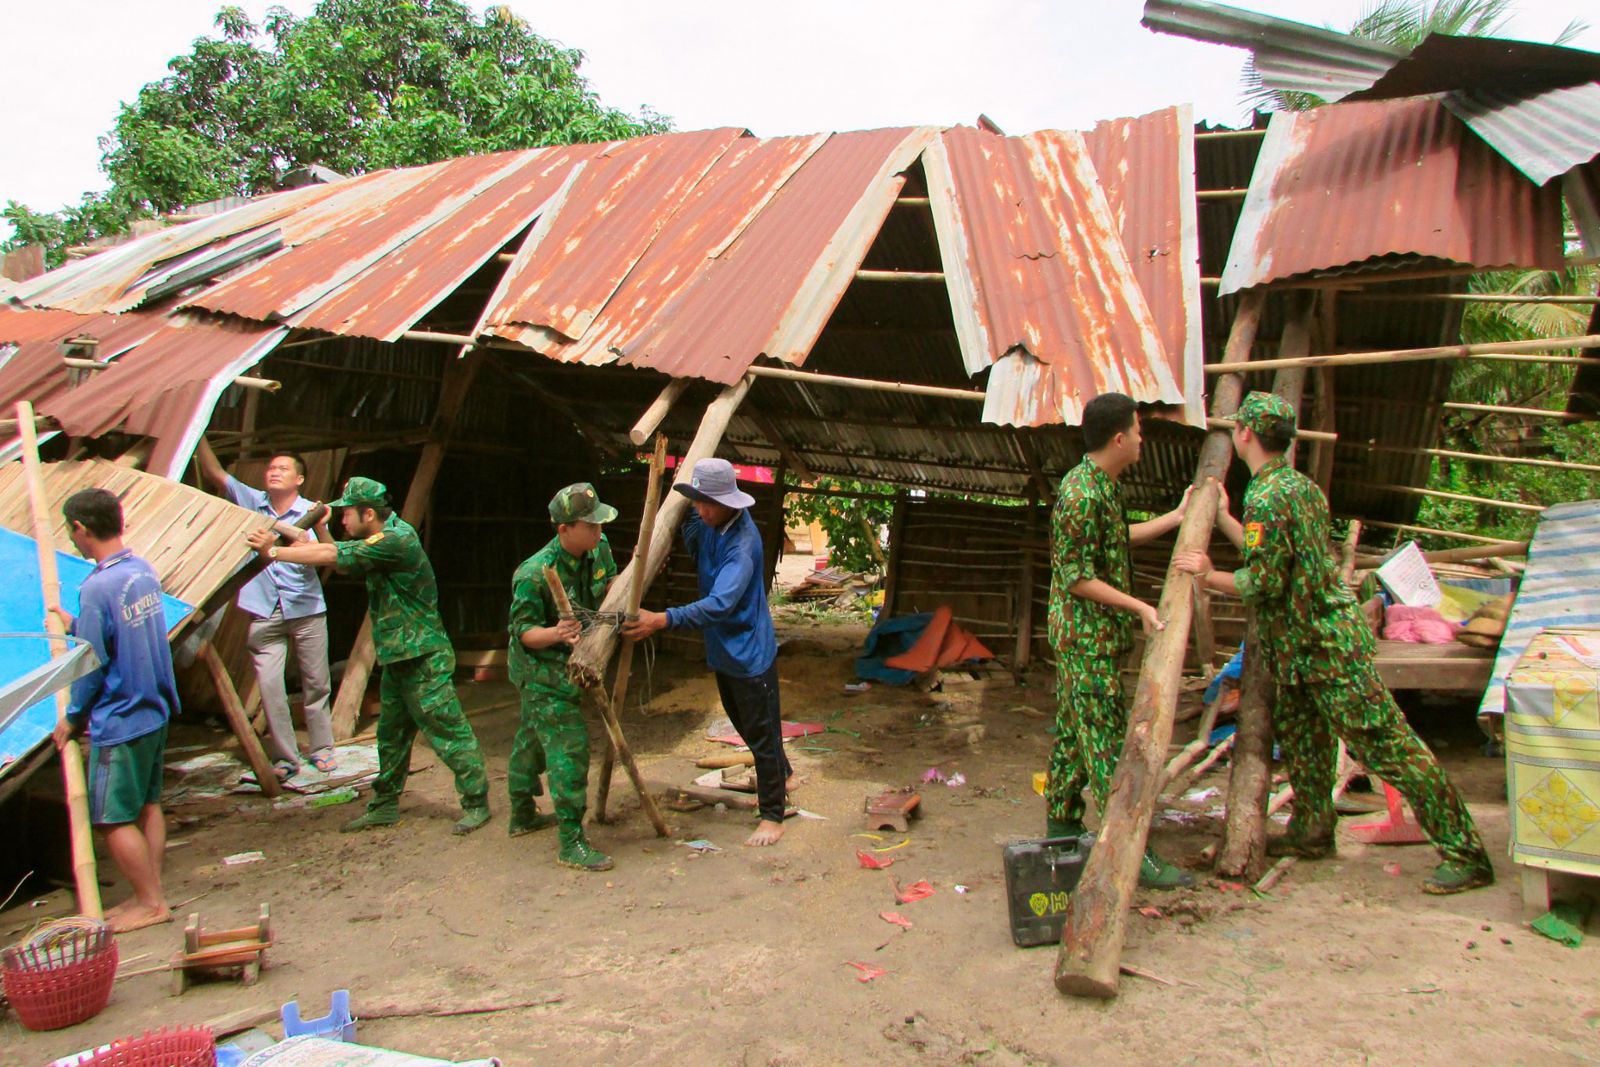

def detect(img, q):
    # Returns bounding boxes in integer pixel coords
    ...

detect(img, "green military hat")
[1234,391,1297,439]
[329,476,389,508]
[549,482,618,525]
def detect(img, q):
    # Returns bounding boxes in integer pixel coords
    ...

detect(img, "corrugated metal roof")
[1221,97,1565,294]
[0,306,285,479]
[1444,82,1600,186]
[1083,105,1205,426]
[1344,33,1600,102]
[1141,0,1403,102]
[923,126,1183,427]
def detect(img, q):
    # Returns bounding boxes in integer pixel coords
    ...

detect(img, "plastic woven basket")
[79,1027,216,1067]
[1,923,118,1031]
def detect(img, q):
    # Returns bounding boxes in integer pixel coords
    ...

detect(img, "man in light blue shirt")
[197,439,335,779]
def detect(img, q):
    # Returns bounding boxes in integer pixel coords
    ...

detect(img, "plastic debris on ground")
[893,879,935,904]
[792,809,828,820]
[282,990,357,1042]
[843,682,870,694]
[1383,862,1402,876]
[275,786,360,811]
[240,744,383,795]
[946,772,967,788]
[236,1035,501,1065]
[1531,902,1590,948]
[683,840,722,853]
[953,884,969,895]
[857,850,894,870]
[844,961,887,983]
[879,911,914,929]
[223,851,266,866]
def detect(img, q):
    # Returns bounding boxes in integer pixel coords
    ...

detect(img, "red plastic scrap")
[845,961,887,983]
[857,850,894,870]
[893,879,935,904]
[879,911,914,929]
[1138,906,1163,919]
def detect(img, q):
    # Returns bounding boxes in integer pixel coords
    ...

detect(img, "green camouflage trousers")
[507,682,590,833]
[369,649,489,816]
[1276,663,1489,866]
[1048,655,1125,825]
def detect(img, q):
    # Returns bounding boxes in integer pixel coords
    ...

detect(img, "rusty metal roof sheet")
[1221,97,1565,294]
[1083,105,1205,426]
[483,129,748,348]
[0,306,284,479]
[1142,0,1404,102]
[1344,33,1600,102]
[290,144,603,341]
[924,126,1183,427]
[1443,82,1600,186]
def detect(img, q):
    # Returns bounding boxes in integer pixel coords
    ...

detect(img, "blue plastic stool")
[282,989,357,1042]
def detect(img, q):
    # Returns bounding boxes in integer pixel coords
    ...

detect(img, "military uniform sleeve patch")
[1244,522,1264,549]
[364,532,386,545]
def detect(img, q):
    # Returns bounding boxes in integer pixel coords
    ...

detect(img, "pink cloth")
[1383,605,1458,644]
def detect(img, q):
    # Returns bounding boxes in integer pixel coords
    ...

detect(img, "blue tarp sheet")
[0,527,192,773]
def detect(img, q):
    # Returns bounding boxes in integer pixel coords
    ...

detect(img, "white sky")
[3,0,1597,238]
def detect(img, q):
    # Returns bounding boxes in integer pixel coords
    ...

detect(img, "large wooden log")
[198,642,281,799]
[1054,289,1265,999]
[567,376,754,688]
[1216,295,1316,881]
[17,401,102,919]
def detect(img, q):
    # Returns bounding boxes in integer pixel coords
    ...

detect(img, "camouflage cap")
[549,482,618,525]
[328,476,389,508]
[1234,391,1297,439]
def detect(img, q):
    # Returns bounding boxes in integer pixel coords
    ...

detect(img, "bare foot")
[745,820,785,847]
[102,898,135,921]
[107,903,171,934]
[785,773,807,792]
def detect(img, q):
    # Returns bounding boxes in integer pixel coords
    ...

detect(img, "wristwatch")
[268,547,279,561]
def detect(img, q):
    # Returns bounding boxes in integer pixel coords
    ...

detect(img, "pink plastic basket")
[1,924,118,1031]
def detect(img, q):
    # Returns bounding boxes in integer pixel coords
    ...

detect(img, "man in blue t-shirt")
[51,488,180,933]
[624,459,792,847]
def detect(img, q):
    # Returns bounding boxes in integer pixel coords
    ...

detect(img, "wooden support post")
[746,405,817,484]
[882,491,909,616]
[1340,521,1363,586]
[594,436,671,835]
[331,351,484,738]
[1011,495,1039,676]
[17,402,102,919]
[568,377,754,688]
[1191,584,1216,677]
[630,378,690,446]
[1216,293,1316,882]
[1054,289,1265,999]
[1309,368,1336,491]
[198,642,281,799]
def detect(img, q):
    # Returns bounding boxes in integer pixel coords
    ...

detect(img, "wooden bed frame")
[1375,639,1496,692]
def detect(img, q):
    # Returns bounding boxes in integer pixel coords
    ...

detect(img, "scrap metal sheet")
[1221,97,1565,295]
[925,126,1181,427]
[484,128,749,347]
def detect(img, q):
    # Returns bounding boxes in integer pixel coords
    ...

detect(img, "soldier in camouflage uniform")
[1176,392,1494,894]
[1048,393,1194,890]
[505,483,619,871]
[248,477,491,835]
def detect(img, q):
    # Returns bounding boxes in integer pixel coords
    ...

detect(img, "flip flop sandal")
[310,752,338,773]
[273,760,297,783]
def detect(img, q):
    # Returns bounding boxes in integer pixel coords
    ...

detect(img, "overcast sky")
[3,0,1597,238]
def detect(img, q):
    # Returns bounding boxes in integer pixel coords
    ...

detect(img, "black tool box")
[1002,834,1095,948]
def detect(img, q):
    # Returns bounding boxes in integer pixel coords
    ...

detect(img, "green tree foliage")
[786,479,896,576]
[4,0,668,266]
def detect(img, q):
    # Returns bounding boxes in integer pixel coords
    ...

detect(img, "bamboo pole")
[594,436,670,833]
[1344,443,1600,474]
[58,359,281,391]
[1204,332,1600,376]
[1346,481,1545,514]
[1207,417,1336,442]
[853,270,945,282]
[1442,401,1588,420]
[17,401,102,919]
[545,558,668,838]
[1054,288,1265,999]
[629,379,690,446]
[1343,517,1513,545]
[198,642,281,798]
[568,377,754,688]
[1339,521,1363,587]
[743,364,987,403]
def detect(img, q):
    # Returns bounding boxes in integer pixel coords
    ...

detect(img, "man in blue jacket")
[51,489,181,932]
[624,459,790,847]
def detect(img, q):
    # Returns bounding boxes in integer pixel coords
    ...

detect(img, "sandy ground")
[6,589,1600,1066]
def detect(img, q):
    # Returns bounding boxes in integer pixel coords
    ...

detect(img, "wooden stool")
[864,790,921,833]
[171,903,273,996]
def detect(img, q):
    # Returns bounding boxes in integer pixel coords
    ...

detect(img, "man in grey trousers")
[197,439,337,780]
